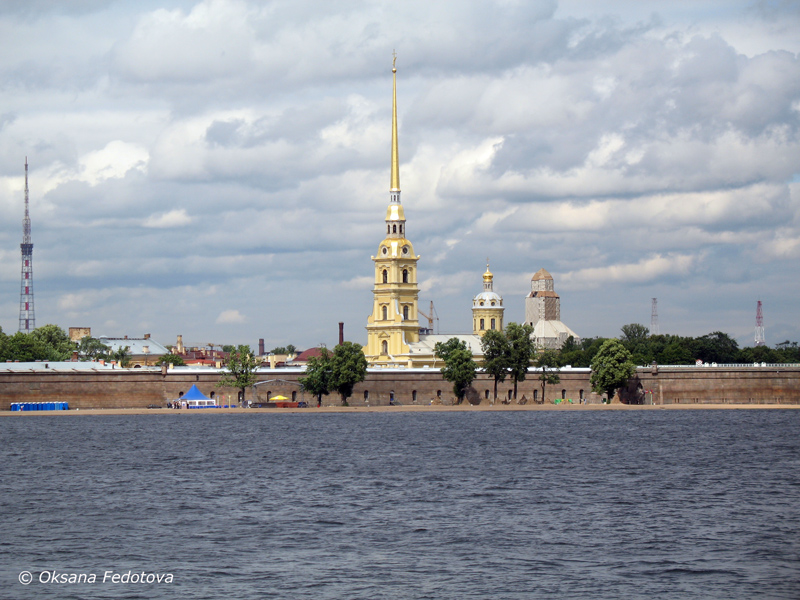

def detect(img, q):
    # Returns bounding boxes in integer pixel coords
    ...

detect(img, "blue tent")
[180,384,210,400]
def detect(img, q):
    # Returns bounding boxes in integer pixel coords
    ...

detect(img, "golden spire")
[390,50,400,192]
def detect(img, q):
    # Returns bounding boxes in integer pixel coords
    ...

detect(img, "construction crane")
[418,301,439,335]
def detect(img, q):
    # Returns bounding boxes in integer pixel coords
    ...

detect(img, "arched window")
[562,389,567,399]
[412,390,417,403]
[491,318,496,330]
[436,390,442,399]
[400,224,403,234]
[579,389,585,400]
[364,390,370,400]
[485,390,490,399]
[381,340,388,354]
[210,391,215,399]
[292,391,297,401]
[402,269,408,283]
[382,270,388,283]
[533,389,538,402]
[403,305,409,320]
[480,318,485,330]
[393,224,397,233]
[382,306,388,320]
[508,390,513,400]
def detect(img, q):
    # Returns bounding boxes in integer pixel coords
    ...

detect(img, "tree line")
[560,324,800,368]
[432,322,799,405]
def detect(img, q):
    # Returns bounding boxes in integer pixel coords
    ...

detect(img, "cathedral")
[364,60,576,365]
[365,59,487,367]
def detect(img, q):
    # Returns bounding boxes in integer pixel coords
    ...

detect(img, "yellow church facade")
[364,59,503,368]
[364,59,422,365]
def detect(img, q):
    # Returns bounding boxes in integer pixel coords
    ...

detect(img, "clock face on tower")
[382,246,388,255]
[402,246,409,255]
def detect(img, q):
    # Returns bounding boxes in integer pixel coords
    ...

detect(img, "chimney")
[339,322,344,346]
[144,333,150,339]
[258,338,265,356]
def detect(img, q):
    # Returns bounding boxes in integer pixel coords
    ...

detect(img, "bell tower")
[365,54,420,364]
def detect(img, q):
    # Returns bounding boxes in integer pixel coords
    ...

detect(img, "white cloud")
[143,209,192,228]
[216,309,246,324]
[560,254,697,289]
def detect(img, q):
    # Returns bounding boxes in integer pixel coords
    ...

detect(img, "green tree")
[659,339,693,365]
[221,344,236,353]
[298,347,333,406]
[30,324,75,361]
[329,341,367,406]
[434,338,477,403]
[506,322,536,400]
[78,336,111,361]
[775,340,800,363]
[620,323,652,365]
[692,331,740,364]
[480,329,511,402]
[111,345,132,367]
[158,353,186,366]
[217,345,261,404]
[4,331,51,362]
[590,339,636,402]
[533,348,561,403]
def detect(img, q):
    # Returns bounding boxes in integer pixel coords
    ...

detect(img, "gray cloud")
[0,0,798,350]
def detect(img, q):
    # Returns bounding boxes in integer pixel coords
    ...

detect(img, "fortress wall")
[0,366,798,410]
[638,366,800,405]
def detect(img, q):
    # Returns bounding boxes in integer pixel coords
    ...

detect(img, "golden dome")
[483,261,493,283]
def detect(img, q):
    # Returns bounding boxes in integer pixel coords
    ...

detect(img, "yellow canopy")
[271,395,289,401]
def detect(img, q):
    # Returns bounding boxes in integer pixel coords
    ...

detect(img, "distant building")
[524,268,580,349]
[98,334,170,367]
[68,327,91,343]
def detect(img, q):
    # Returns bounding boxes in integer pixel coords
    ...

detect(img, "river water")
[1,410,798,599]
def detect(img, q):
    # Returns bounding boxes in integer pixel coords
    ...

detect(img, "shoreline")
[2,403,799,416]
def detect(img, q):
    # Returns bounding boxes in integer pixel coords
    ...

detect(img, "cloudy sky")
[1,0,798,352]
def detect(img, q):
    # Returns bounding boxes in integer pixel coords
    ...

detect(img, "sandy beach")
[2,403,798,416]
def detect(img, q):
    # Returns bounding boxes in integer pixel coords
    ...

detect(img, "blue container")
[11,403,18,411]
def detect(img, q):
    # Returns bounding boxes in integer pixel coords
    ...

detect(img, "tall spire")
[19,157,36,333]
[385,51,405,230]
[390,50,400,195]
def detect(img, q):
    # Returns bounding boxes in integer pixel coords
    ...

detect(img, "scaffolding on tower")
[755,300,765,346]
[19,158,36,333]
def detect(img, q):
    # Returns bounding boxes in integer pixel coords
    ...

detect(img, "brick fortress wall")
[0,366,798,410]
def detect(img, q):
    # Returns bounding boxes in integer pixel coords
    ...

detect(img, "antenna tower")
[650,298,659,335]
[19,158,36,333]
[755,300,765,346]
